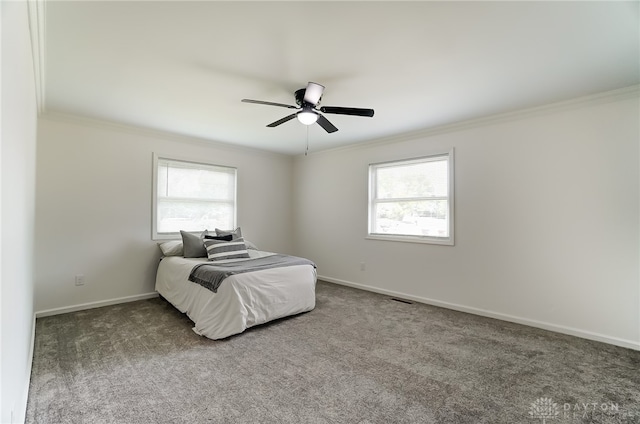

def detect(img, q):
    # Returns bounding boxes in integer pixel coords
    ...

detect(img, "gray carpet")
[26,281,639,423]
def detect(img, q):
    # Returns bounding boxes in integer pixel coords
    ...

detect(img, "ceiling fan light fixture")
[297,110,318,125]
[242,82,374,133]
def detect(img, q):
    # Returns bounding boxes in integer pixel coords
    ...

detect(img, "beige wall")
[35,116,293,313]
[1,1,38,422]
[292,90,640,349]
[33,88,640,355]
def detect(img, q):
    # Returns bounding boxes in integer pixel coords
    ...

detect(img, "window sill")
[366,234,454,246]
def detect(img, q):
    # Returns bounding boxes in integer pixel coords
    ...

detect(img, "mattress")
[155,250,317,339]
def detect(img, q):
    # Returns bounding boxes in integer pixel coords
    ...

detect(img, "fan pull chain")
[305,125,309,156]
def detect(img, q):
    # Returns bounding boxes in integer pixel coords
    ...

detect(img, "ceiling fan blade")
[316,114,338,133]
[242,99,298,109]
[303,82,325,106]
[319,106,374,117]
[266,113,298,127]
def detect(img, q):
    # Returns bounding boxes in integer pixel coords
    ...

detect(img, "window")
[368,150,454,245]
[152,154,237,239]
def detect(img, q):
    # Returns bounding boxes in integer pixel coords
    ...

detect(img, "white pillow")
[158,240,183,257]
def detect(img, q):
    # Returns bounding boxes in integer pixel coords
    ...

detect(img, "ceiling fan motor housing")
[241,81,374,134]
[295,88,319,107]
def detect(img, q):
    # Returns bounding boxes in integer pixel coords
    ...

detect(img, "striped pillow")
[204,237,250,262]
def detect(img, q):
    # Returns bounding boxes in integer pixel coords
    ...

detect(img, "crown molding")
[27,0,46,114]
[299,84,640,158]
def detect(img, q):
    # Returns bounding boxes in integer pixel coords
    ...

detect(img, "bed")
[155,248,317,340]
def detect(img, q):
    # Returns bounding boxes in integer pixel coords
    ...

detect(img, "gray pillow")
[180,230,209,258]
[215,227,242,240]
[215,227,259,250]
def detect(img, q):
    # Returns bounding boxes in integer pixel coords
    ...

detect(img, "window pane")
[154,156,237,238]
[157,163,168,197]
[157,200,234,233]
[373,200,449,237]
[376,159,448,199]
[368,152,453,244]
[158,163,235,200]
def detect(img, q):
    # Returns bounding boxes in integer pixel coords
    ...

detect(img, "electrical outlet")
[75,274,85,286]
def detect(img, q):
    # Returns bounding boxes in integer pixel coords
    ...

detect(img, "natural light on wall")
[153,155,237,239]
[368,150,454,245]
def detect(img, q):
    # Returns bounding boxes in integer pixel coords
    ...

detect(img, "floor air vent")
[390,297,413,305]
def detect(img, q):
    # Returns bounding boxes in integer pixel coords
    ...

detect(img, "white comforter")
[155,250,317,339]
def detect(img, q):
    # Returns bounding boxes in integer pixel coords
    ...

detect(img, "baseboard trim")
[319,275,640,351]
[35,292,159,318]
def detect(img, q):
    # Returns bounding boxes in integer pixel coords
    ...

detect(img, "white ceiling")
[44,1,639,155]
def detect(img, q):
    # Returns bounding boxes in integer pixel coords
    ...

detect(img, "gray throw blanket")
[188,254,316,293]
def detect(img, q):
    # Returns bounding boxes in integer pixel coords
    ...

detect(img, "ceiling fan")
[241,82,374,133]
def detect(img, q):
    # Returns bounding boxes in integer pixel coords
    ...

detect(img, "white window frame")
[367,149,454,245]
[152,153,237,240]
